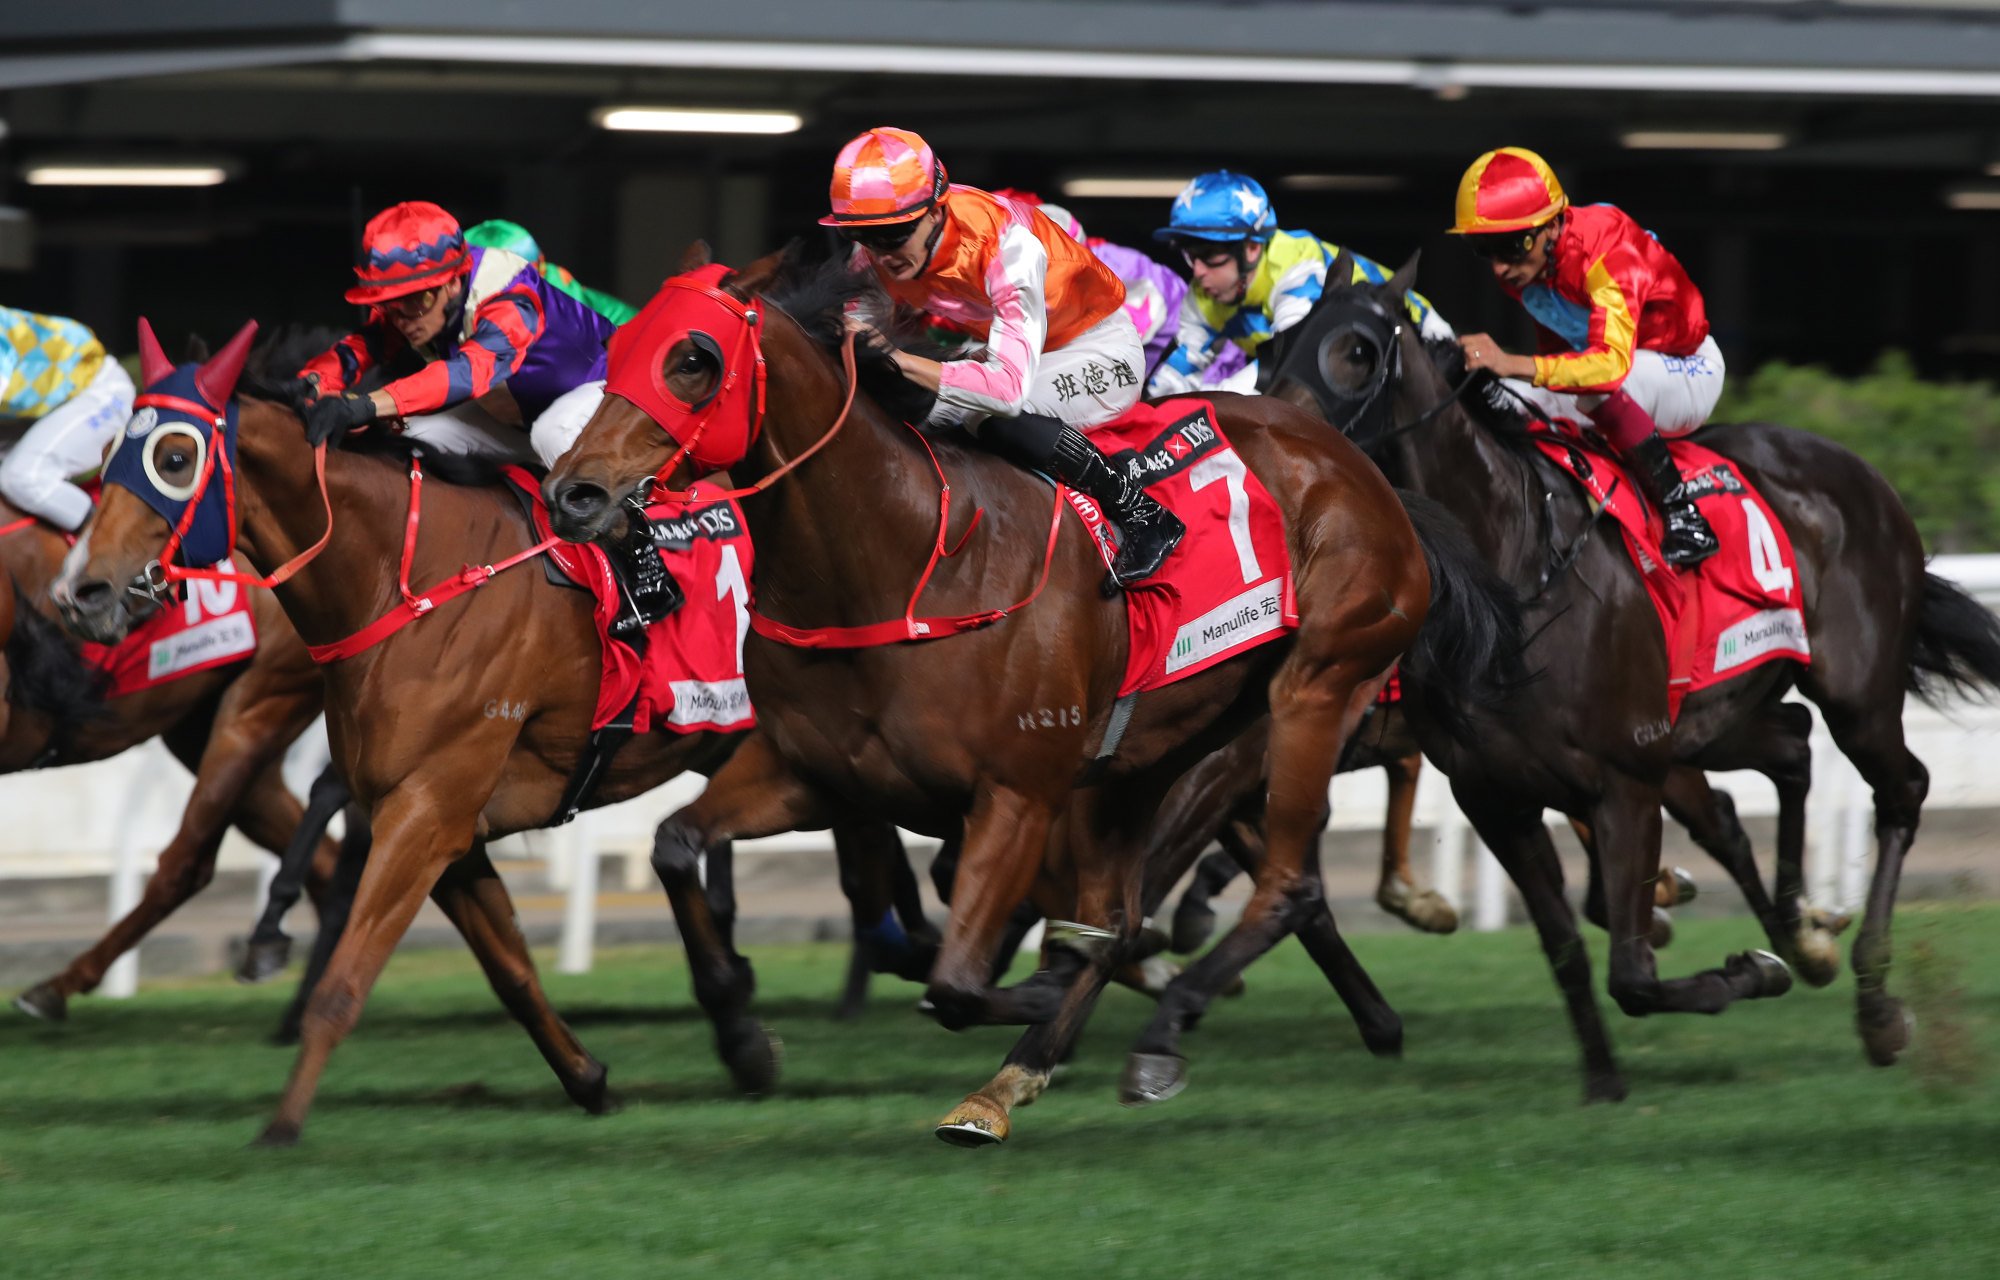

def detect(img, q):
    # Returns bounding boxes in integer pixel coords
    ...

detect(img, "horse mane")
[760,245,956,427]
[4,582,109,724]
[235,372,533,488]
[1413,333,1551,470]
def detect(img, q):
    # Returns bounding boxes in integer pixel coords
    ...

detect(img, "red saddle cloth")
[501,468,756,734]
[1064,399,1297,696]
[79,567,259,697]
[1528,424,1810,720]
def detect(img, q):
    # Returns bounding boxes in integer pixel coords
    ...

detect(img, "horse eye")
[1349,343,1369,363]
[679,353,706,375]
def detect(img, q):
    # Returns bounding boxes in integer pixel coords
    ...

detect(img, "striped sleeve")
[935,223,1048,418]
[298,328,387,395]
[1149,289,1225,394]
[1531,249,1640,394]
[381,287,545,416]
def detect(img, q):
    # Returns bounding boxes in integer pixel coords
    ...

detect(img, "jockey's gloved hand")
[302,391,377,446]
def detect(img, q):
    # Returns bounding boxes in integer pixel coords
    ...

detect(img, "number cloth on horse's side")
[76,562,258,697]
[1530,424,1810,719]
[502,467,755,734]
[1065,398,1297,695]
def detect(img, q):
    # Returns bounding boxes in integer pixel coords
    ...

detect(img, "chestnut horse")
[1267,253,2000,1094]
[0,493,335,1024]
[544,250,1524,1143]
[50,322,911,1145]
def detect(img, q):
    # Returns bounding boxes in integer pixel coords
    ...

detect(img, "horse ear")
[136,318,174,388]
[1386,250,1422,301]
[731,248,789,295]
[680,240,714,272]
[194,320,259,407]
[1328,246,1355,296]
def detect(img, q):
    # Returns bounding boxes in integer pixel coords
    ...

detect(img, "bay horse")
[1267,252,2000,1094]
[543,248,1524,1142]
[0,492,337,1024]
[49,321,914,1145]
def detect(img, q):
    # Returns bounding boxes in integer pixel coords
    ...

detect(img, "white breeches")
[0,359,135,531]
[1501,336,1727,438]
[934,309,1147,434]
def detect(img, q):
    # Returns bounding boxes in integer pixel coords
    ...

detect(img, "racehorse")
[49,321,915,1145]
[1266,252,2000,1094]
[0,489,337,1024]
[542,247,1524,1142]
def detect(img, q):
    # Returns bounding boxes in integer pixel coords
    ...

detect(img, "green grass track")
[2,906,1997,1279]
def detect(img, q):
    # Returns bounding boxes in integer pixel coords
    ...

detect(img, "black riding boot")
[980,412,1184,587]
[608,502,684,636]
[1626,431,1718,569]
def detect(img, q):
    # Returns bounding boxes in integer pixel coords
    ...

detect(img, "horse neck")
[739,327,1004,623]
[1388,363,1545,586]
[231,403,405,647]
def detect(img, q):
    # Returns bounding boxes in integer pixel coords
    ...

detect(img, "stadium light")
[592,107,803,134]
[1060,177,1192,200]
[1619,130,1789,151]
[1945,186,2000,211]
[1278,174,1405,192]
[23,162,231,186]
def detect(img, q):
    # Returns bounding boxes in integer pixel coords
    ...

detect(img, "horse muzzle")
[545,476,626,543]
[49,574,142,645]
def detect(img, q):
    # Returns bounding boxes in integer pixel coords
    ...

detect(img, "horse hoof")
[1380,882,1459,934]
[1220,973,1247,999]
[1807,906,1855,936]
[934,1096,1009,1147]
[1648,907,1675,951]
[1363,1021,1405,1060]
[1792,928,1842,988]
[1169,901,1216,955]
[1859,999,1913,1067]
[1730,949,1794,999]
[235,937,292,985]
[1119,1052,1188,1108]
[251,1121,301,1149]
[569,1061,618,1115]
[13,982,68,1023]
[719,1021,782,1097]
[1670,866,1698,906]
[1583,1073,1629,1105]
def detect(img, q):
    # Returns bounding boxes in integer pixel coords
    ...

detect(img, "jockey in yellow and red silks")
[1450,147,1724,568]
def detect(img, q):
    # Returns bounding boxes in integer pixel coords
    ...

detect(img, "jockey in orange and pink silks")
[824,126,1182,587]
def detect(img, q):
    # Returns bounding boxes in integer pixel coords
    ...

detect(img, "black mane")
[235,372,531,488]
[761,245,955,427]
[1418,332,1542,457]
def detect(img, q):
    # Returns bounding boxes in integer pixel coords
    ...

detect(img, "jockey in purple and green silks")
[299,200,680,629]
[463,219,638,327]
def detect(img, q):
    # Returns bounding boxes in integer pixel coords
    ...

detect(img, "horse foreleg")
[1374,751,1458,933]
[1594,771,1792,1021]
[429,843,612,1114]
[924,784,1064,1031]
[649,733,829,1094]
[240,763,350,984]
[257,784,478,1147]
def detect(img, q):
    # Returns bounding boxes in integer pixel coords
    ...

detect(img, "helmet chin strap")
[909,209,947,279]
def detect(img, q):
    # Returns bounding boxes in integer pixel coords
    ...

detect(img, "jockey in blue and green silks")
[1148,171,1453,396]
[0,306,134,531]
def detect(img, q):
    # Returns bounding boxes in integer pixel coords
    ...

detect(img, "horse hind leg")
[274,800,370,1046]
[1374,751,1458,934]
[241,763,350,984]
[430,843,612,1114]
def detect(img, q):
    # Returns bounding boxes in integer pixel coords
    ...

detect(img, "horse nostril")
[557,483,608,522]
[71,580,115,610]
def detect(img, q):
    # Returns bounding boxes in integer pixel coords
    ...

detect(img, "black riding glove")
[302,391,377,446]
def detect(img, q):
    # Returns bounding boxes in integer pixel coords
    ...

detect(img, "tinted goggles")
[1465,230,1541,264]
[838,216,927,253]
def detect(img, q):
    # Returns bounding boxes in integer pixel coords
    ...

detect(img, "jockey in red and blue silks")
[299,200,680,628]
[1449,147,1724,568]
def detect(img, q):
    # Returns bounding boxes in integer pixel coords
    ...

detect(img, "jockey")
[299,201,680,629]
[823,127,1183,587]
[0,306,135,531]
[463,219,637,326]
[994,192,1252,391]
[1149,171,1452,397]
[1449,147,1722,567]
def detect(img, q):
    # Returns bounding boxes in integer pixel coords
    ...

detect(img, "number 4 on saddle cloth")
[500,467,755,736]
[1527,421,1811,720]
[1063,400,1299,695]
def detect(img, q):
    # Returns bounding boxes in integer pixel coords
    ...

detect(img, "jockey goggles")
[1463,227,1545,264]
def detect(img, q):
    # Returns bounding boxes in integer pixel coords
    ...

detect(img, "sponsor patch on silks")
[503,468,756,735]
[1528,426,1810,721]
[1062,399,1296,695]
[80,570,258,697]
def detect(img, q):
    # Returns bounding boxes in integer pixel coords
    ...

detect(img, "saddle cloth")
[79,567,258,697]
[501,467,756,734]
[1528,424,1810,720]
[1065,398,1297,696]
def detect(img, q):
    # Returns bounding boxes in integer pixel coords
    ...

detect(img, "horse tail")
[3,578,107,728]
[1907,569,2000,706]
[1395,491,1530,743]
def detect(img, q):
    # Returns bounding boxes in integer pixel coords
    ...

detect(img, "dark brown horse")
[0,495,336,1024]
[1267,253,2000,1095]
[543,249,1523,1143]
[49,329,916,1144]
